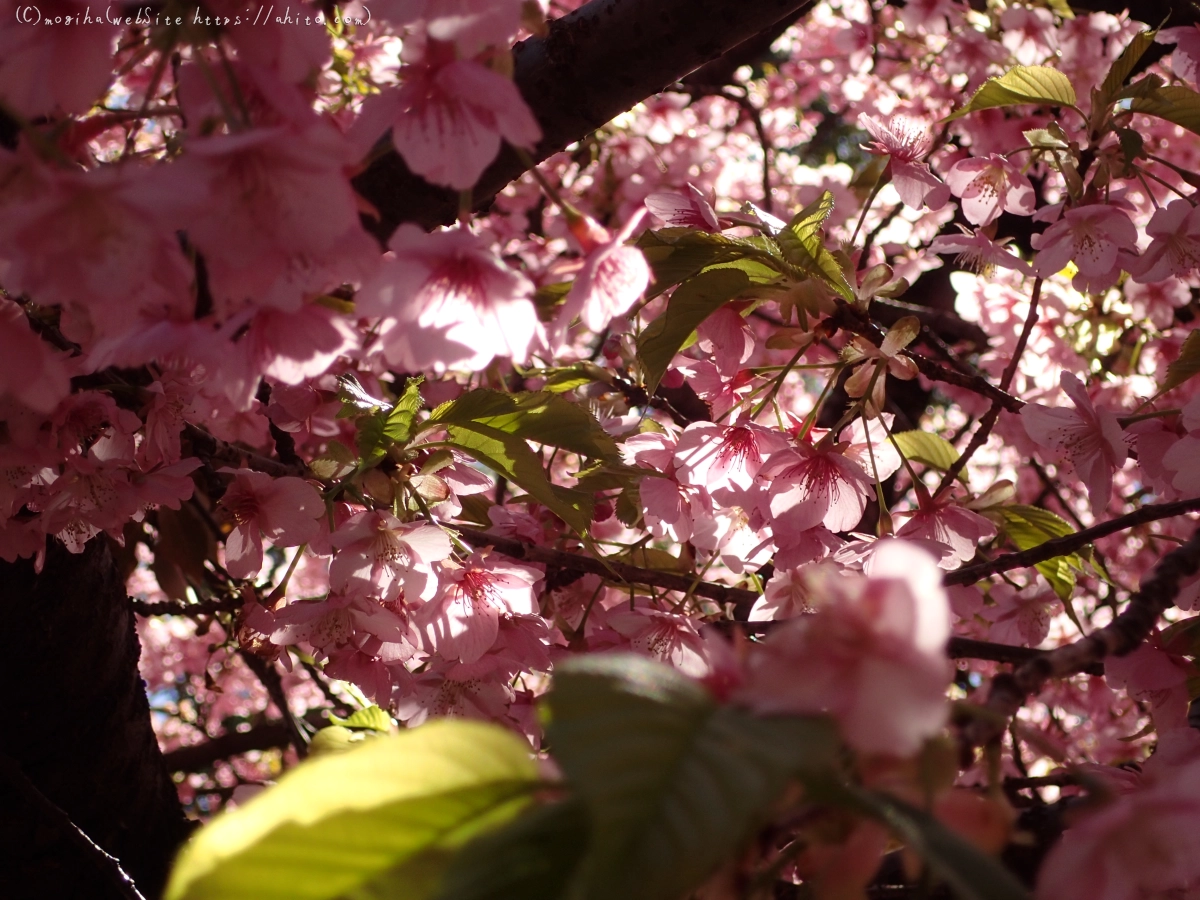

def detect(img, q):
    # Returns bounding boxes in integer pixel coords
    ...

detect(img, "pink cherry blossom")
[944,154,1035,226]
[1130,199,1200,285]
[736,540,953,756]
[218,469,325,579]
[644,184,722,231]
[1031,204,1139,294]
[356,48,541,190]
[760,438,875,534]
[0,1,119,117]
[607,608,711,678]
[1020,372,1127,516]
[1159,24,1200,84]
[549,210,651,348]
[979,583,1058,647]
[673,422,790,492]
[894,494,997,568]
[168,121,375,316]
[859,114,951,210]
[748,567,818,621]
[416,550,542,665]
[358,224,538,370]
[930,227,1034,276]
[1036,761,1200,900]
[0,299,71,414]
[329,511,451,603]
[271,591,414,654]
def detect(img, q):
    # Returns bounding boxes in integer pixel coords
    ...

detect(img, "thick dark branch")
[947,497,1200,587]
[352,0,816,238]
[964,525,1200,750]
[162,722,294,772]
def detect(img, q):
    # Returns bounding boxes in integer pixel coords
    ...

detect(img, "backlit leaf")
[945,66,1077,121]
[890,430,961,471]
[165,720,539,900]
[1160,330,1200,393]
[1128,84,1200,137]
[425,390,617,461]
[636,268,753,393]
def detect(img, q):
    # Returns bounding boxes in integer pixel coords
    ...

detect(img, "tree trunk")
[0,539,191,900]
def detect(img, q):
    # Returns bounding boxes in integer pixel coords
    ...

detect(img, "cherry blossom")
[329,511,452,603]
[760,437,875,534]
[218,469,325,580]
[548,209,651,349]
[1036,761,1200,900]
[416,550,543,664]
[859,114,951,210]
[1130,199,1200,285]
[736,540,953,755]
[944,154,1035,226]
[1020,372,1128,516]
[355,46,541,190]
[1031,204,1139,294]
[359,224,539,370]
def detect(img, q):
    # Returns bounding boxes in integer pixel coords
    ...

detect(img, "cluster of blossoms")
[6,0,1200,893]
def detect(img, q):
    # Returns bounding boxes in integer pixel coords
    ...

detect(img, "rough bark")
[0,540,191,900]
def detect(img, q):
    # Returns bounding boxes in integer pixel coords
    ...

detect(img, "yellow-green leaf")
[772,191,856,303]
[890,430,960,471]
[329,705,394,733]
[945,65,1077,121]
[165,720,539,900]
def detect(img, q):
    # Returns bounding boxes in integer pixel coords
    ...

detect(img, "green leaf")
[636,229,782,297]
[328,705,394,733]
[996,506,1082,605]
[636,268,753,393]
[382,376,426,446]
[1127,84,1200,137]
[1098,30,1157,107]
[1160,330,1200,393]
[772,191,855,303]
[890,430,961,471]
[852,790,1031,900]
[425,390,617,460]
[432,800,590,900]
[165,720,539,900]
[545,654,839,900]
[945,65,1077,121]
[444,422,593,533]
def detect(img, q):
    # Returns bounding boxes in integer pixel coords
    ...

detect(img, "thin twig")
[238,651,310,759]
[0,752,148,900]
[454,526,760,616]
[830,303,1023,413]
[936,279,1041,496]
[946,497,1200,586]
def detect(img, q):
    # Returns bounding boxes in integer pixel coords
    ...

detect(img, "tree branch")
[946,497,1200,587]
[351,0,817,239]
[455,526,760,615]
[964,524,1200,750]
